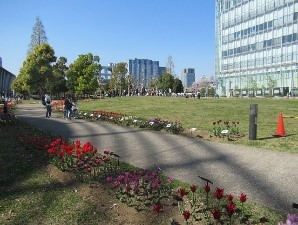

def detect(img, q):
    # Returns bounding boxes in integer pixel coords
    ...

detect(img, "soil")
[45,165,184,225]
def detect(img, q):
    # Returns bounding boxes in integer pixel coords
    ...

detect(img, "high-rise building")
[0,57,2,68]
[215,0,298,97]
[181,68,195,88]
[128,58,160,88]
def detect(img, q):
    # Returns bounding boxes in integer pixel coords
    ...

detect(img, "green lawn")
[77,96,298,153]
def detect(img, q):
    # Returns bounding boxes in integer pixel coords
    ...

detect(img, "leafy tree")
[109,62,128,96]
[28,16,48,54]
[66,53,101,95]
[11,67,30,94]
[48,57,68,97]
[173,78,184,93]
[208,87,216,96]
[14,43,56,95]
[157,72,174,93]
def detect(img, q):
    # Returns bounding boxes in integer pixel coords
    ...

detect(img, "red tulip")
[182,210,191,221]
[211,208,221,220]
[190,184,197,193]
[214,187,224,200]
[239,193,247,202]
[178,188,187,198]
[204,184,210,193]
[226,194,234,202]
[153,203,163,213]
[226,202,236,217]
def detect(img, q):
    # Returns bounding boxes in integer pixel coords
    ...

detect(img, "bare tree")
[28,16,48,54]
[166,55,175,76]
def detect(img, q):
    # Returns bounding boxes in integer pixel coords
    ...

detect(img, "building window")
[294,12,298,21]
[287,34,293,42]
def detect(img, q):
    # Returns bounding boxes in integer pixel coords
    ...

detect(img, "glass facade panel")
[216,0,298,97]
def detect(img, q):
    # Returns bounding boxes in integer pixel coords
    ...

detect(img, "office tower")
[0,57,2,67]
[215,0,298,97]
[181,68,196,88]
[128,58,160,88]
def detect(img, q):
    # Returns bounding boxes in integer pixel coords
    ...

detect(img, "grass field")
[77,96,298,153]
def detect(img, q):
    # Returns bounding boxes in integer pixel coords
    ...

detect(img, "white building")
[215,0,298,97]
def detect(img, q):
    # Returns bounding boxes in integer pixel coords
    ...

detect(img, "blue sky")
[1,0,215,81]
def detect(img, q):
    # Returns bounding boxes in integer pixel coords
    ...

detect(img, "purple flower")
[124,183,131,192]
[167,176,174,183]
[278,213,298,225]
[287,213,298,223]
[113,181,120,189]
[151,180,159,190]
[117,175,125,182]
[106,176,113,183]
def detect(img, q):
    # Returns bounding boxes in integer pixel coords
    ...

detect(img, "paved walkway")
[14,103,298,213]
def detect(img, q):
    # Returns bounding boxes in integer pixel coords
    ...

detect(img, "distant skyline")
[0,0,215,81]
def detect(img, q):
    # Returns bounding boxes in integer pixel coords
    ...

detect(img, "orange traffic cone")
[275,112,286,137]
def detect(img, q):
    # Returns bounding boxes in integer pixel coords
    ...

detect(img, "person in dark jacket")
[64,97,73,119]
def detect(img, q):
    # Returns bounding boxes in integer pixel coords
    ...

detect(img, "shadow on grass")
[257,133,296,140]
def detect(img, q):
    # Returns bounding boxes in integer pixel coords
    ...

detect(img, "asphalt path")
[14,103,298,213]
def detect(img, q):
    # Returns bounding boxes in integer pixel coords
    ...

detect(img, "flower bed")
[78,110,184,134]
[4,112,294,224]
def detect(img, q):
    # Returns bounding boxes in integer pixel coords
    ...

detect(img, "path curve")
[14,103,298,213]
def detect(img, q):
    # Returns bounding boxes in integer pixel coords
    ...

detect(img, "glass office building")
[215,0,298,97]
[128,58,160,88]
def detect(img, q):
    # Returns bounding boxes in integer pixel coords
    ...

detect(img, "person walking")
[64,96,73,120]
[45,94,52,118]
[71,101,78,118]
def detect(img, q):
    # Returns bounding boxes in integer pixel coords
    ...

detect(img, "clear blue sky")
[1,0,215,81]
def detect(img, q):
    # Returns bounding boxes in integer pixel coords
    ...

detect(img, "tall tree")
[48,57,69,96]
[66,53,101,95]
[14,43,56,95]
[109,62,128,96]
[166,55,175,76]
[157,72,175,93]
[173,78,184,93]
[11,67,30,94]
[28,16,48,54]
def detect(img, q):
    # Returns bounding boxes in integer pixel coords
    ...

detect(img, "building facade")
[0,67,16,97]
[215,0,298,97]
[181,68,196,88]
[128,58,160,88]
